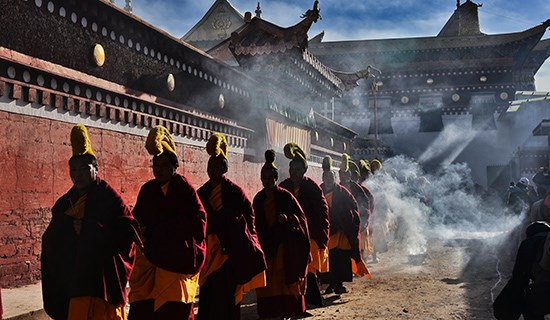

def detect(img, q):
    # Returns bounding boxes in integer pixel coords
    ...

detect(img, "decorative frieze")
[0,60,252,149]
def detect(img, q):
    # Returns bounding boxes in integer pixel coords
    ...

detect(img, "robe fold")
[279,177,330,273]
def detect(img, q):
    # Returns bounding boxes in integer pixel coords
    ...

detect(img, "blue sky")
[122,0,550,91]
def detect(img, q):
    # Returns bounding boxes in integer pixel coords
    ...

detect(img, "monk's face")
[289,160,306,185]
[207,157,228,184]
[153,155,176,185]
[261,168,277,189]
[322,171,336,190]
[69,156,98,194]
[339,170,351,184]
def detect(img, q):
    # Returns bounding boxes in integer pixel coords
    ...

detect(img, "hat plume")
[70,124,95,157]
[206,133,228,159]
[145,126,177,156]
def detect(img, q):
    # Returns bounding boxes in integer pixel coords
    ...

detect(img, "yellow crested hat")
[145,126,177,156]
[322,155,333,172]
[206,132,228,159]
[262,149,277,171]
[340,153,350,172]
[284,142,307,161]
[371,159,382,172]
[349,160,360,176]
[70,124,95,158]
[359,159,371,173]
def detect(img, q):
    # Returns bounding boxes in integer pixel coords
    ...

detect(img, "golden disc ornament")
[451,93,460,102]
[218,93,225,109]
[93,44,105,67]
[167,74,175,92]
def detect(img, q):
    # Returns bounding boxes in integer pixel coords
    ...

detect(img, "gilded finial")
[255,2,262,18]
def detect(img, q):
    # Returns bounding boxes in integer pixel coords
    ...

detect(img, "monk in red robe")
[359,159,385,261]
[340,155,375,260]
[128,126,207,320]
[253,150,310,319]
[197,133,266,320]
[279,142,329,307]
[41,124,141,320]
[321,156,370,294]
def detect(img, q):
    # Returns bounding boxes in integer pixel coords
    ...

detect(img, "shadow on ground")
[449,227,522,320]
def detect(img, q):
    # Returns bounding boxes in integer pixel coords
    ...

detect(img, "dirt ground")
[238,232,522,320]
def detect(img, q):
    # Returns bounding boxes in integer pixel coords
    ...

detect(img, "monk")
[279,142,329,307]
[197,133,266,320]
[41,124,141,320]
[341,155,375,261]
[128,126,207,320]
[253,150,310,319]
[321,156,370,294]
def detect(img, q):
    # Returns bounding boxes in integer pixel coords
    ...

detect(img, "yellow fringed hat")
[206,133,228,159]
[145,126,177,157]
[359,159,371,174]
[371,159,382,172]
[262,149,277,171]
[283,142,307,166]
[322,155,333,173]
[349,160,360,176]
[71,124,95,158]
[340,153,350,172]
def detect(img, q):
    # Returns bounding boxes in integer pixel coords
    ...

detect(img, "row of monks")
[40,124,383,320]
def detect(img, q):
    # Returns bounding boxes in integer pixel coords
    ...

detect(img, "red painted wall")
[0,111,280,287]
[0,110,324,287]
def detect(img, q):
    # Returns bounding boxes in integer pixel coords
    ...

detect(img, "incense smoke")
[363,155,525,257]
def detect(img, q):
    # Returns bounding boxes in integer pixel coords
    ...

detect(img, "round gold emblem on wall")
[93,44,105,67]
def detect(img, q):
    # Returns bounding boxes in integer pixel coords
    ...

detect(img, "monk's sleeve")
[107,186,141,256]
[181,182,208,273]
[241,191,258,236]
[347,195,362,262]
[312,184,330,249]
[282,191,311,283]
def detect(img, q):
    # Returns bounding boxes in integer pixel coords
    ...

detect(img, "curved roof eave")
[309,20,550,54]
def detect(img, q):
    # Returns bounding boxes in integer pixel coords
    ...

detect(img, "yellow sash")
[64,194,87,219]
[308,240,329,274]
[129,249,200,311]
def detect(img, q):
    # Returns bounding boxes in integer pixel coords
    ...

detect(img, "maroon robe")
[133,173,207,274]
[322,183,362,262]
[253,186,310,318]
[361,183,375,221]
[345,181,372,222]
[279,177,330,249]
[253,186,310,284]
[197,176,266,285]
[42,178,141,320]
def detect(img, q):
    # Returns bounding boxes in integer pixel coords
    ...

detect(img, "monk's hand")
[73,219,82,235]
[277,214,287,223]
